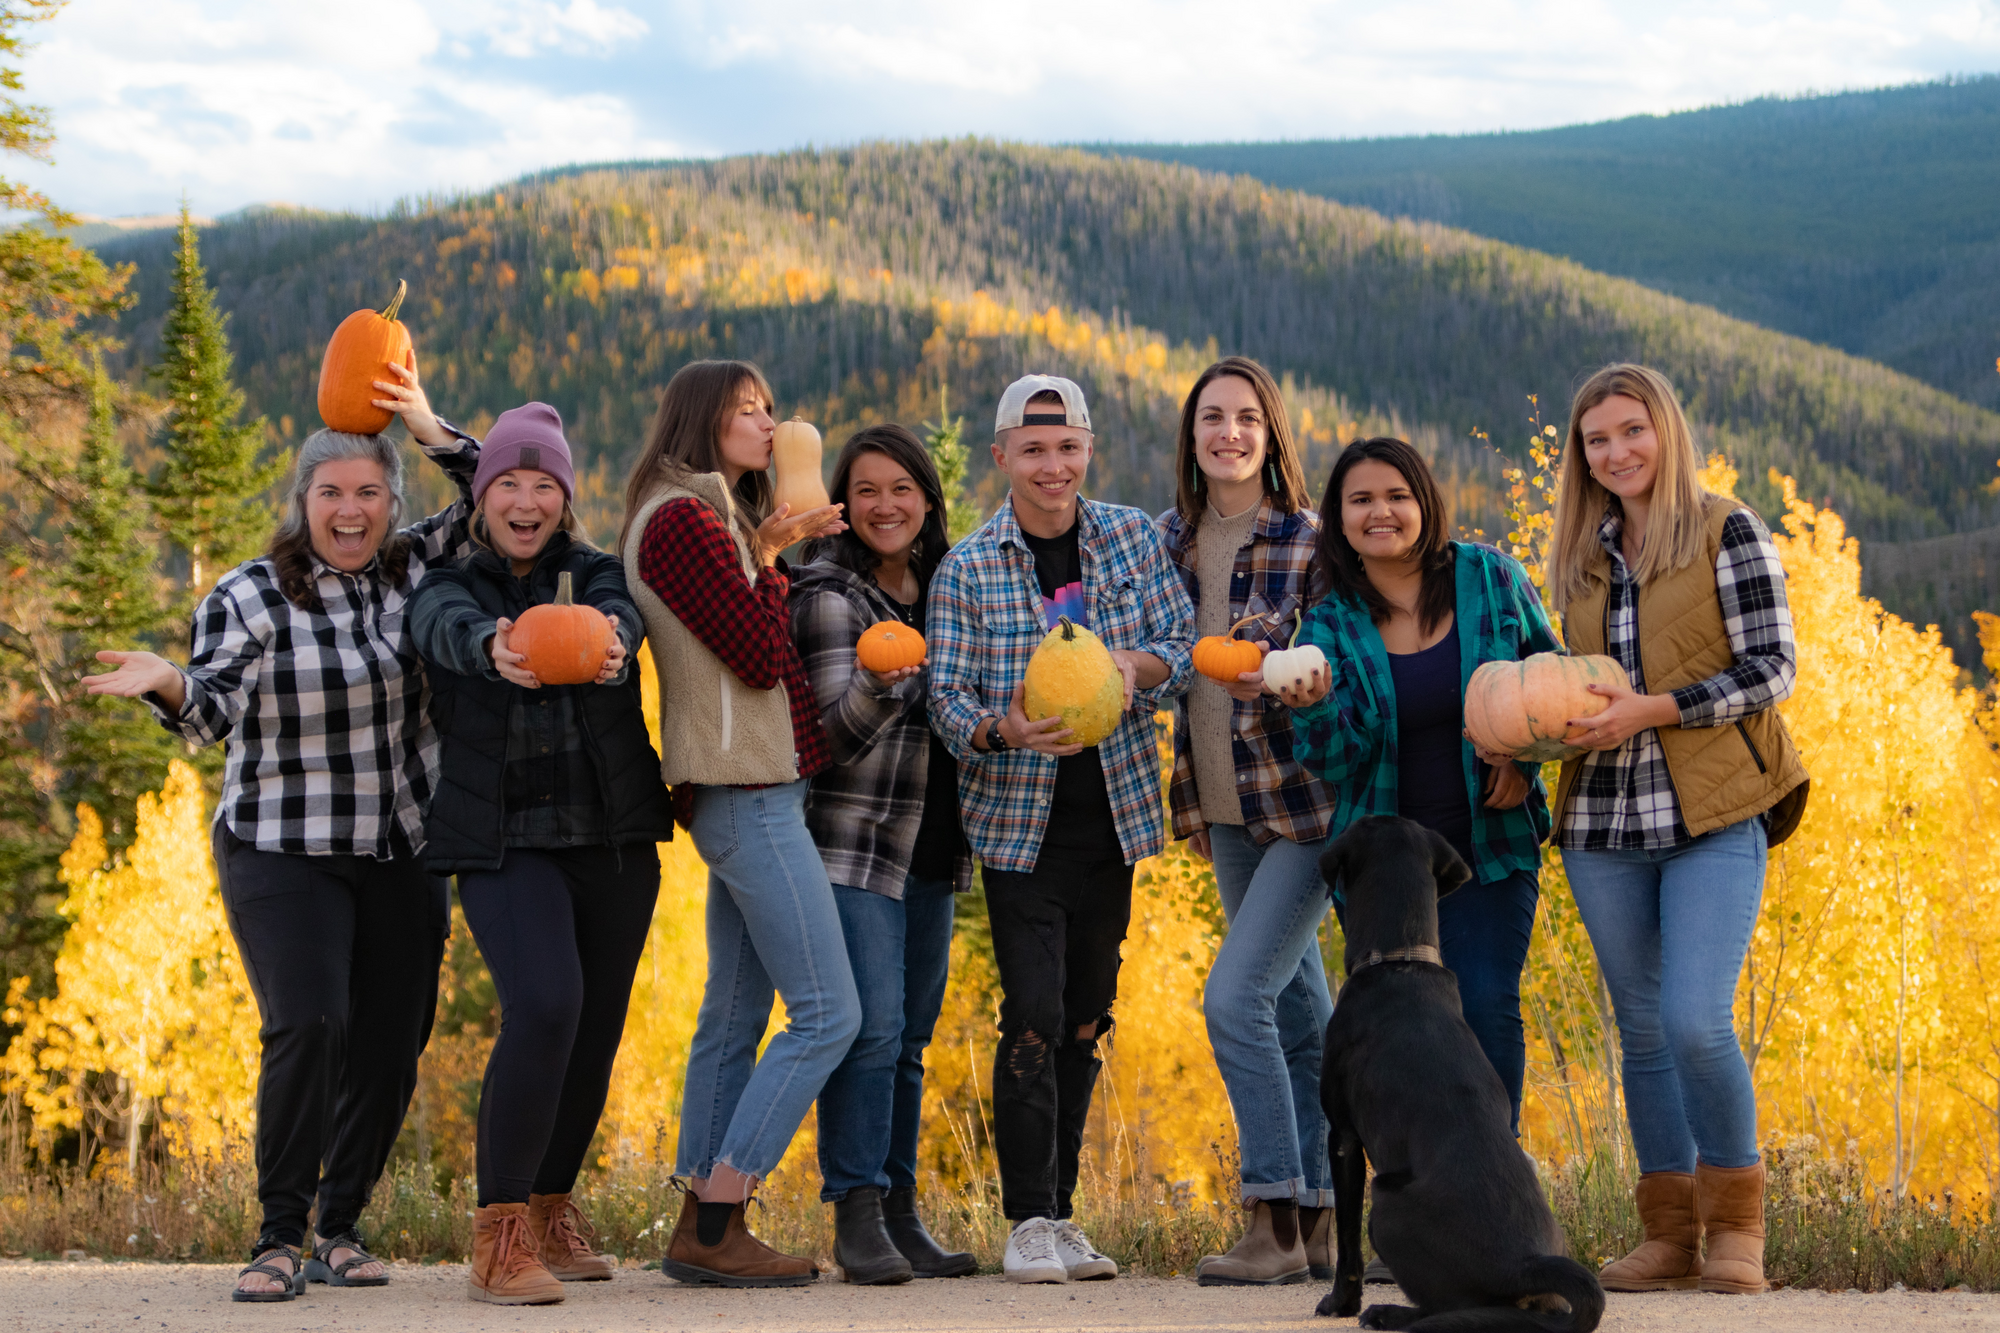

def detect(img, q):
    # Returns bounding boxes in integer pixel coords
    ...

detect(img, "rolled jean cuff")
[1240,1177,1331,1207]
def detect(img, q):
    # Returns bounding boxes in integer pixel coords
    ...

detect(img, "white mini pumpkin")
[1261,610,1329,696]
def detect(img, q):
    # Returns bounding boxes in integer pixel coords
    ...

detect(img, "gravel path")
[3,1262,1999,1331]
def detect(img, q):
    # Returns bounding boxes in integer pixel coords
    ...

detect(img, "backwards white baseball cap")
[995,373,1092,436]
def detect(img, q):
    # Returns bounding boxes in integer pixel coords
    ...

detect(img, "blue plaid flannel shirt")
[1292,542,1562,886]
[1159,498,1338,847]
[929,497,1195,872]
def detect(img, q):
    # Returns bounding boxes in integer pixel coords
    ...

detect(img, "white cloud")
[17,0,2000,216]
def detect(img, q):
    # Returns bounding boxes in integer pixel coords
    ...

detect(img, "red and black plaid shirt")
[636,498,831,784]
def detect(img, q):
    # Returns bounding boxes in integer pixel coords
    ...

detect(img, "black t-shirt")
[887,587,967,883]
[1388,620,1478,874]
[1018,521,1123,863]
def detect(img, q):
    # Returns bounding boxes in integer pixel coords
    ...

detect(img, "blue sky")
[23,0,2000,218]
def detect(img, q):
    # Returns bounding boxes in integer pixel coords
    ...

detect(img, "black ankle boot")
[833,1187,915,1285]
[881,1186,976,1278]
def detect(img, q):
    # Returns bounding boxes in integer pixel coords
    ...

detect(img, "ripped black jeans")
[984,856,1134,1221]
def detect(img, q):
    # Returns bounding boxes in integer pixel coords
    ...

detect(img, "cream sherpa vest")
[622,471,799,787]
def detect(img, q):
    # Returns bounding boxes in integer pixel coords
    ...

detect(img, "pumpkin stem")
[381,279,408,322]
[1287,607,1304,649]
[1058,615,1076,641]
[1228,613,1262,639]
[554,570,574,606]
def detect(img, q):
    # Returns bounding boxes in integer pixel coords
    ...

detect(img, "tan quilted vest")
[622,471,799,787]
[1554,494,1809,842]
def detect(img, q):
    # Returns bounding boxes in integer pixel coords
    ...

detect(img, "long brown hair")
[1171,356,1310,530]
[618,359,776,553]
[1307,437,1455,633]
[804,424,952,585]
[1544,363,1709,608]
[268,429,411,612]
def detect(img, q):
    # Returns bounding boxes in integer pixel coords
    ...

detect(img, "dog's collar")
[1347,945,1444,975]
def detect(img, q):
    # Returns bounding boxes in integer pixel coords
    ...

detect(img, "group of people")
[83,347,1804,1305]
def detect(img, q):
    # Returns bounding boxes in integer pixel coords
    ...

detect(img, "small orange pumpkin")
[1463,651,1631,762]
[1192,614,1265,683]
[857,621,926,673]
[511,571,615,685]
[317,280,416,435]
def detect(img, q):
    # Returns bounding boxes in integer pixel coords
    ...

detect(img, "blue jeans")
[1562,817,1767,1174]
[1438,869,1539,1135]
[678,781,863,1182]
[1205,824,1336,1207]
[816,874,957,1201]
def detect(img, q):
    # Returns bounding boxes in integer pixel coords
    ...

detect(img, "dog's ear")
[1317,837,1347,904]
[1425,828,1473,897]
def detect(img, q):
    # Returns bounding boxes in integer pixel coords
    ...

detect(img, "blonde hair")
[1544,363,1710,608]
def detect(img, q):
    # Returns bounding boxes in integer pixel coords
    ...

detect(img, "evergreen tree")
[52,355,175,839]
[147,203,282,602]
[923,386,980,543]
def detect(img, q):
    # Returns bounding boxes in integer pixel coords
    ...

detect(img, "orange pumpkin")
[1463,652,1631,762]
[511,571,615,685]
[771,416,829,513]
[1193,614,1265,683]
[857,621,926,673]
[317,280,415,435]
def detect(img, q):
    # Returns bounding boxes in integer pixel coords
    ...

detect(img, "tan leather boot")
[1301,1205,1333,1281]
[468,1203,565,1305]
[662,1191,817,1287]
[1599,1171,1702,1291]
[1696,1161,1767,1294]
[1195,1200,1309,1286]
[527,1192,615,1282]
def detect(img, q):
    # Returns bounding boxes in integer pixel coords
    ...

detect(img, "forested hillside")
[1103,76,2000,410]
[93,140,2000,658]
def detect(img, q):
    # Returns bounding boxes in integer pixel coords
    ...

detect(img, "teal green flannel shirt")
[1292,542,1561,886]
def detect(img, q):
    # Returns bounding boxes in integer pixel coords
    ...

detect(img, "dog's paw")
[1358,1304,1420,1331]
[1314,1287,1359,1318]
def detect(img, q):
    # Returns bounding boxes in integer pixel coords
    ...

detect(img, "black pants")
[214,824,449,1250]
[983,856,1133,1221]
[457,844,659,1206]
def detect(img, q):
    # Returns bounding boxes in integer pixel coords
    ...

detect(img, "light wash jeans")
[1562,816,1767,1174]
[677,781,862,1182]
[816,874,957,1201]
[1204,824,1336,1207]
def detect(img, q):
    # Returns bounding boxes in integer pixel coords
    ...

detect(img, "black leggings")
[214,824,449,1250]
[458,844,659,1206]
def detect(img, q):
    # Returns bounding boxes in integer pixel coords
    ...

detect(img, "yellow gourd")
[1023,616,1124,747]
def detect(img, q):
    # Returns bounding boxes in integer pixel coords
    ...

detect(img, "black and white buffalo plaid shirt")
[1558,505,1796,852]
[148,431,480,859]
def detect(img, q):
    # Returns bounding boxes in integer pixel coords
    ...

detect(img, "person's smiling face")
[846,449,931,562]
[1579,393,1661,502]
[1339,458,1422,564]
[993,422,1092,521]
[306,458,394,572]
[1193,373,1267,492]
[481,469,565,564]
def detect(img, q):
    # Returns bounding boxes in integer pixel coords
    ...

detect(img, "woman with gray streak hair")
[83,361,479,1305]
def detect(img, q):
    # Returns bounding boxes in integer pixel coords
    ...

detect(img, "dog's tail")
[1386,1255,1605,1332]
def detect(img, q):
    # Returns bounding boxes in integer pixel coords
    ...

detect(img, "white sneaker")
[1052,1220,1118,1280]
[1004,1217,1068,1284]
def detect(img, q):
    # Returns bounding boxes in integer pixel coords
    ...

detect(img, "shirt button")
[1237,773,1248,783]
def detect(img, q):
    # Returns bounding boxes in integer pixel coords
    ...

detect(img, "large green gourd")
[1023,616,1124,747]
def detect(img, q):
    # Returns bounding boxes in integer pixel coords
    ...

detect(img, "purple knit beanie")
[472,402,575,504]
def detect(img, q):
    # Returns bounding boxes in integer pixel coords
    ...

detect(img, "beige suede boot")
[1599,1171,1702,1292]
[468,1203,565,1305]
[1696,1161,1768,1294]
[527,1192,615,1281]
[1195,1200,1309,1287]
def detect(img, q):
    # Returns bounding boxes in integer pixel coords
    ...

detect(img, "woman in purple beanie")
[409,402,673,1305]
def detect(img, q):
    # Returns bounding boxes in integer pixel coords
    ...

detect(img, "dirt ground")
[2,1262,1999,1332]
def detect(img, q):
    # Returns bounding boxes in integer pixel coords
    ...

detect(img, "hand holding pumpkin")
[999,681,1084,756]
[489,618,541,689]
[1481,758,1532,810]
[755,501,846,567]
[594,635,627,685]
[1265,654,1330,709]
[368,359,452,448]
[1564,677,1682,751]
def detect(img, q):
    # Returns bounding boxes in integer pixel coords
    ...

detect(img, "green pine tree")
[922,386,980,544]
[148,202,283,603]
[54,355,176,842]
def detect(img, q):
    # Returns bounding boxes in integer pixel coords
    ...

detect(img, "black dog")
[1314,816,1603,1331]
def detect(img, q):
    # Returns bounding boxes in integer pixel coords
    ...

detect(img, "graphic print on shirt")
[1042,579,1087,630]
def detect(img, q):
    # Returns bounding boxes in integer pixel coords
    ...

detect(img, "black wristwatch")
[985,718,1012,753]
